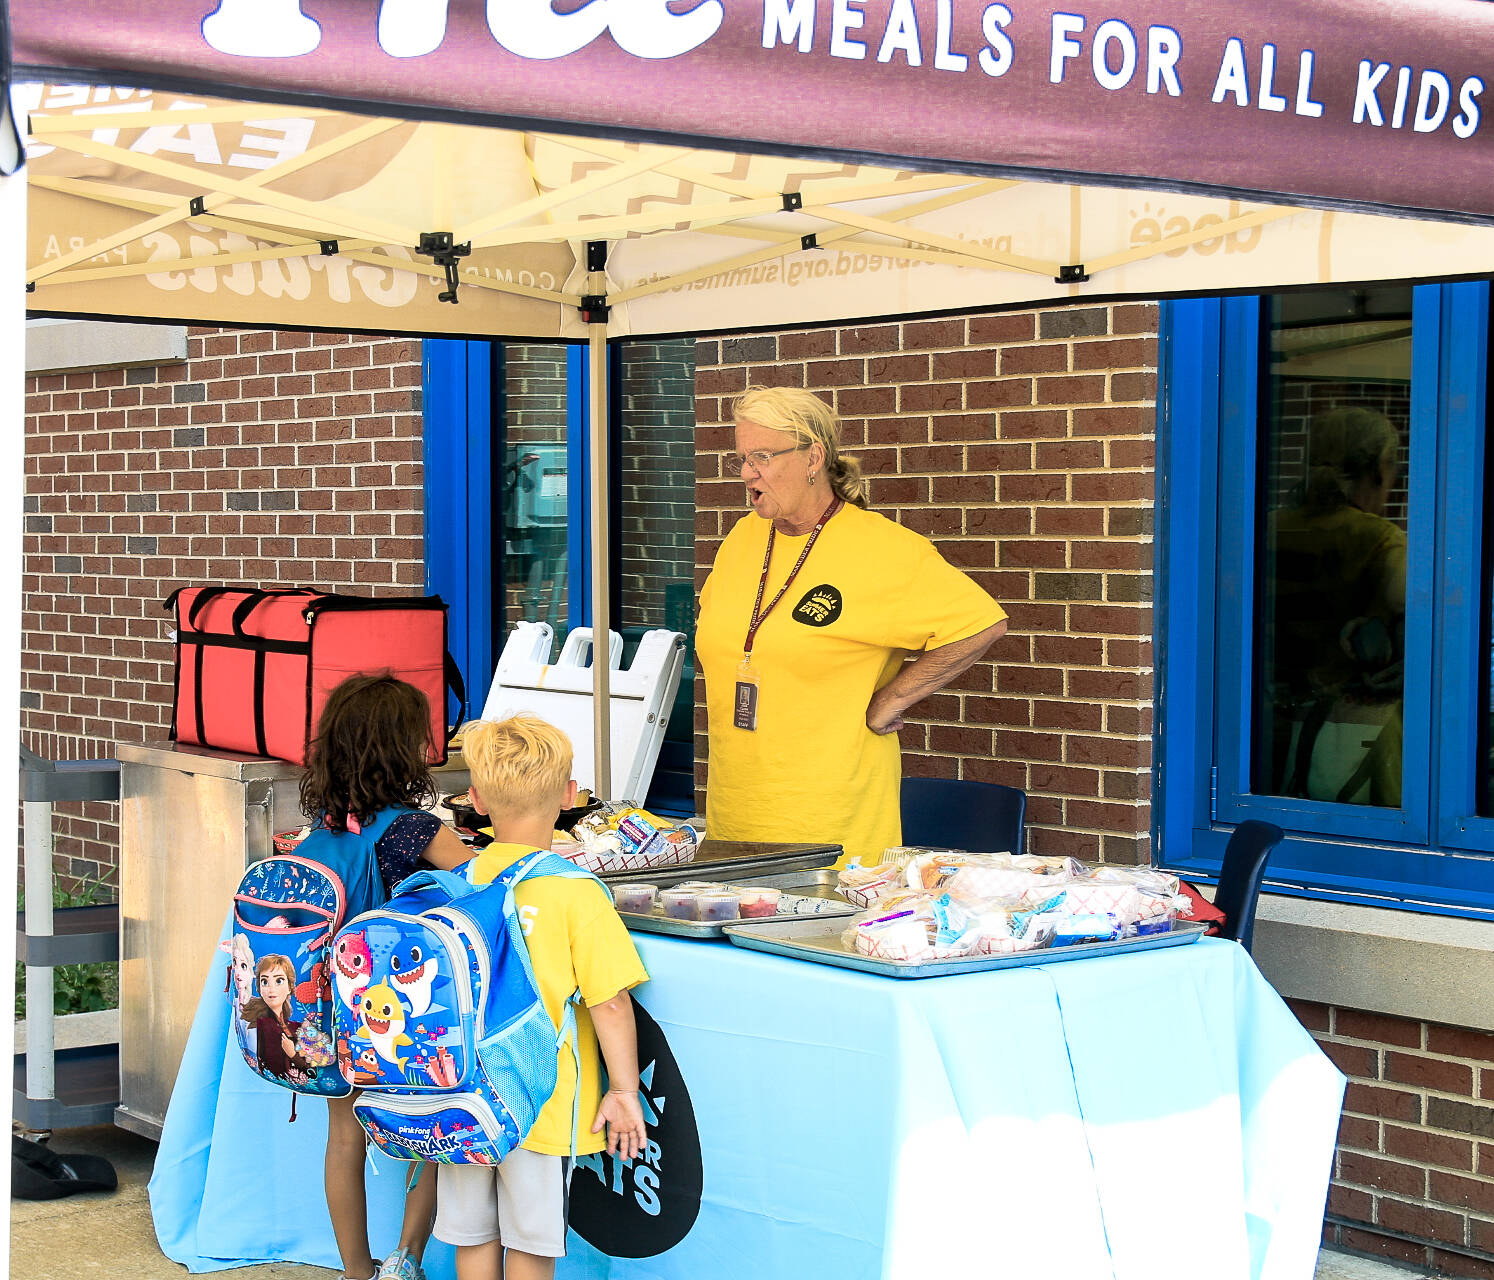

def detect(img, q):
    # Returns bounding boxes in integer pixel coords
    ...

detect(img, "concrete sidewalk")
[10,1125,331,1280]
[5,1123,1447,1280]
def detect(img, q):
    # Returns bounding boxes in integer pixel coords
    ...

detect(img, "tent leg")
[2,167,30,1189]
[588,322,612,799]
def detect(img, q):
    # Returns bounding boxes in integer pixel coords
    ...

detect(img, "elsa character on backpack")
[228,933,258,1058]
[435,714,649,1280]
[300,675,473,1280]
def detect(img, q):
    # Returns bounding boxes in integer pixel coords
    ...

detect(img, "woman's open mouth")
[747,486,763,504]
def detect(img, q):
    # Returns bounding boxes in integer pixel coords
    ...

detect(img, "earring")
[809,472,816,485]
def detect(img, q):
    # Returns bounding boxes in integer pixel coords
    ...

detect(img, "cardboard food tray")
[616,867,858,939]
[721,917,1209,978]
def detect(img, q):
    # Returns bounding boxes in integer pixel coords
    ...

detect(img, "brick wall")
[693,304,1157,864]
[618,338,697,633]
[22,326,425,889]
[1297,1000,1494,1277]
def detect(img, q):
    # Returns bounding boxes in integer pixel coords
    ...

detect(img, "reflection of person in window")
[1268,407,1406,807]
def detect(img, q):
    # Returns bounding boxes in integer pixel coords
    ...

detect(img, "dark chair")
[899,777,1027,856]
[1212,820,1284,953]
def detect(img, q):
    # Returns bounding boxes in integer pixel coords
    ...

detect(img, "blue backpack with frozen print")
[225,807,403,1099]
[332,852,602,1165]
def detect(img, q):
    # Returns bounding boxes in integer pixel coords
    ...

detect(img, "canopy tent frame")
[19,66,1494,802]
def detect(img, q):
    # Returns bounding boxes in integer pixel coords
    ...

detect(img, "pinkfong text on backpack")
[225,807,399,1099]
[331,855,602,1165]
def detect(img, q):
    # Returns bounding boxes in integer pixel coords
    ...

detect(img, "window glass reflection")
[1253,288,1412,807]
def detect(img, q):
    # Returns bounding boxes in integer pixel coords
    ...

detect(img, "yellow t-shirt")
[465,843,649,1156]
[697,504,1007,865]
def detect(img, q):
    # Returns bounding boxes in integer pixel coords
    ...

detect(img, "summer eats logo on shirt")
[792,584,843,627]
[569,1005,702,1257]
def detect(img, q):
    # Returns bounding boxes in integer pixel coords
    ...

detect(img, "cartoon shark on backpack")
[332,853,603,1164]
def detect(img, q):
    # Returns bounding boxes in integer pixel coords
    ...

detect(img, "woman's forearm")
[867,620,1007,733]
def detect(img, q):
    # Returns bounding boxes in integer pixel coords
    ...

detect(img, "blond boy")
[435,714,648,1280]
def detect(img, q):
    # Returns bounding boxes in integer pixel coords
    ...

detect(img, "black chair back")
[899,777,1027,855]
[1213,820,1284,952]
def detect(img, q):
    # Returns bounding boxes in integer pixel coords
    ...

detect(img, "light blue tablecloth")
[151,933,1342,1280]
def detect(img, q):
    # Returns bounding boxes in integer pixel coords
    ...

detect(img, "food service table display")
[151,917,1341,1280]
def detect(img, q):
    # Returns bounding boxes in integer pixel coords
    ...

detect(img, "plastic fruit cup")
[611,883,658,914]
[735,886,781,918]
[661,888,703,920]
[697,892,740,922]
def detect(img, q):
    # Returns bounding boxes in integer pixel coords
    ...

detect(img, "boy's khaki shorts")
[433,1149,573,1257]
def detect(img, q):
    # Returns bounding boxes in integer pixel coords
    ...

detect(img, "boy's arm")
[589,989,646,1161]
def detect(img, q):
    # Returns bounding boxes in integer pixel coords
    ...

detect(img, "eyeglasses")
[725,445,804,475]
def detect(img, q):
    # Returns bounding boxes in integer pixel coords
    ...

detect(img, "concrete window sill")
[1251,894,1494,1030]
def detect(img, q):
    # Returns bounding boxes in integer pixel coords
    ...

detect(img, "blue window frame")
[1158,282,1494,918]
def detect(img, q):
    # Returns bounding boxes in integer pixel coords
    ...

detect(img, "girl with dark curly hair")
[301,673,470,1280]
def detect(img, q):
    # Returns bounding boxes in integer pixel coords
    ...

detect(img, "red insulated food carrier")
[164,586,463,766]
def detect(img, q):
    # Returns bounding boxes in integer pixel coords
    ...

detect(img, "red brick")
[1376,1197,1466,1246]
[1072,337,1157,369]
[1430,1170,1494,1215]
[1385,1125,1474,1171]
[1339,1151,1426,1198]
[1344,1083,1424,1124]
[1001,344,1067,375]
[1338,1009,1423,1048]
[1285,999,1331,1033]
[969,312,1036,343]
[1430,1027,1494,1063]
[1336,1113,1380,1151]
[1385,1052,1474,1096]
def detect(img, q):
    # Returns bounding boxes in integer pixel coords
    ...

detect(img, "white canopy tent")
[18,84,1494,786]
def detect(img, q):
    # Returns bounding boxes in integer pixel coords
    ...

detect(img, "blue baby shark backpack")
[226,807,402,1100]
[331,853,603,1165]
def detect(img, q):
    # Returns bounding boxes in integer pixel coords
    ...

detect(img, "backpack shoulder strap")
[497,850,607,894]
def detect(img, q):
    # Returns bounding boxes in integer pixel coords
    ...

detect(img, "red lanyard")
[743,499,842,657]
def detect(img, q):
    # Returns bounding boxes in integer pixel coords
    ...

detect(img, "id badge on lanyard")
[733,655,760,731]
[735,498,840,733]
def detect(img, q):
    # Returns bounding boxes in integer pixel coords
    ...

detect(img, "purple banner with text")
[15,0,1494,222]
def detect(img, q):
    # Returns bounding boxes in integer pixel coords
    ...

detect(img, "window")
[1158,282,1494,916]
[423,337,698,812]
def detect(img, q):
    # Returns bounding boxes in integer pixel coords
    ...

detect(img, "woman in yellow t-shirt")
[697,386,1008,866]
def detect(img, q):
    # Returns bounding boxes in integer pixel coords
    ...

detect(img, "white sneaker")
[376,1248,426,1280]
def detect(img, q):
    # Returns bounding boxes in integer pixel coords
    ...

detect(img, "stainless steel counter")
[115,740,470,1138]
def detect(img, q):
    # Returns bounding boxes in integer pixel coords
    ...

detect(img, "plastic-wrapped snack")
[848,891,981,960]
[911,851,1078,903]
[1058,883,1145,924]
[880,846,963,872]
[1011,854,1084,877]
[777,892,846,916]
[837,862,905,909]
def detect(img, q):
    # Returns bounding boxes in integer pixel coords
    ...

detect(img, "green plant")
[14,874,120,1019]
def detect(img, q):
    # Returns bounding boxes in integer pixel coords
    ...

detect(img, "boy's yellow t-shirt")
[466,843,648,1156]
[698,504,1007,865]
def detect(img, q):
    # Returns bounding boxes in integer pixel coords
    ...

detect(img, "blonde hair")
[731,385,867,507]
[462,713,574,819]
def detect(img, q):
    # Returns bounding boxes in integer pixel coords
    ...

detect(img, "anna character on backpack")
[240,954,310,1084]
[298,675,473,1280]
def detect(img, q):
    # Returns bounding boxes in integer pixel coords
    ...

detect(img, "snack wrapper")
[555,819,698,875]
[837,862,906,909]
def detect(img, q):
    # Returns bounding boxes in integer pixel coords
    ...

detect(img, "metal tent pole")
[585,243,612,798]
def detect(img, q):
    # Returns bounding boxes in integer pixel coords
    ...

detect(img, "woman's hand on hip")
[866,688,906,736]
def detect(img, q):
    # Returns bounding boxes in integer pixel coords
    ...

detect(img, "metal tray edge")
[720,920,1209,977]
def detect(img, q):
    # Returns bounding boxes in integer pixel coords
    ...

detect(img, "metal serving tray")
[597,840,841,888]
[721,916,1208,978]
[616,867,858,939]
